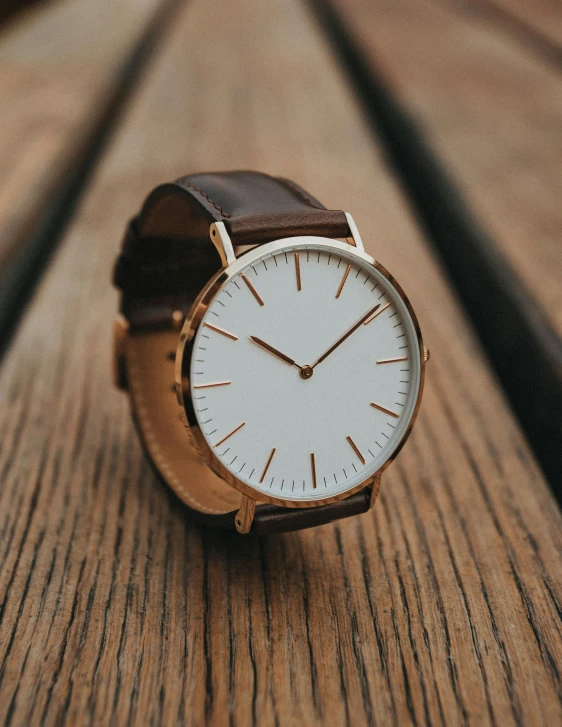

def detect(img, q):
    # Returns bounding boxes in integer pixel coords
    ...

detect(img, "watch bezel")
[176,236,426,509]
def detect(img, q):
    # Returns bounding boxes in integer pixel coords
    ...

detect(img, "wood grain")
[0,0,178,343]
[463,0,562,63]
[0,0,560,725]
[316,0,562,492]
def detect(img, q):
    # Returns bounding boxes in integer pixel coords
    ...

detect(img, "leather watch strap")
[128,170,349,246]
[114,171,373,534]
[114,171,351,329]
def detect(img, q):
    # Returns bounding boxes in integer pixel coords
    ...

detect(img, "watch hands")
[250,302,381,378]
[312,303,380,369]
[249,336,302,370]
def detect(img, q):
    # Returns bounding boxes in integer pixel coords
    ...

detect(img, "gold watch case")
[175,235,426,510]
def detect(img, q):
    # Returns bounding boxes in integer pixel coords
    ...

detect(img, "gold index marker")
[295,252,302,291]
[193,381,232,389]
[260,448,277,483]
[241,274,264,306]
[335,264,352,299]
[364,302,390,325]
[214,422,246,447]
[346,435,366,464]
[370,402,400,418]
[203,322,238,340]
[376,356,408,365]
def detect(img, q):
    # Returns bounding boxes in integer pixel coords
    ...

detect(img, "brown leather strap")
[249,490,372,535]
[114,171,350,328]
[115,171,372,533]
[134,170,349,245]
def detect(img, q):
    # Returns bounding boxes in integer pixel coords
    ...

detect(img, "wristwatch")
[113,171,427,534]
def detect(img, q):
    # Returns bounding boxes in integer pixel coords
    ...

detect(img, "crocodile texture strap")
[114,171,373,533]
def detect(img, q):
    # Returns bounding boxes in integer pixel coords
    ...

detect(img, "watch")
[113,171,427,534]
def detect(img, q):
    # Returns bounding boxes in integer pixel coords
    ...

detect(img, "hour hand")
[250,336,299,368]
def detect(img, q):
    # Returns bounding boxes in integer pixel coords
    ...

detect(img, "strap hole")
[167,351,175,361]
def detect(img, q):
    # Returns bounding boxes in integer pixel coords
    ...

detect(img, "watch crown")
[423,346,431,363]
[172,310,185,329]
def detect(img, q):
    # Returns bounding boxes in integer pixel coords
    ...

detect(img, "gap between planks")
[0,0,183,359]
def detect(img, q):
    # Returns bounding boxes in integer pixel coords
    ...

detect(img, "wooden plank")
[314,0,562,492]
[0,0,179,347]
[465,0,562,62]
[0,0,560,724]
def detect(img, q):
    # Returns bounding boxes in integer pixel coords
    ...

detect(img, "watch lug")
[235,495,256,534]
[344,212,365,251]
[210,221,236,266]
[369,472,382,509]
[112,314,129,390]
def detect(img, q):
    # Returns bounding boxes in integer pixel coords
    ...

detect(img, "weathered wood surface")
[0,0,177,343]
[317,0,562,491]
[0,0,561,725]
[469,0,562,60]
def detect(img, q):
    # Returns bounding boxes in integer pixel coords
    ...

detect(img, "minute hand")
[312,304,380,368]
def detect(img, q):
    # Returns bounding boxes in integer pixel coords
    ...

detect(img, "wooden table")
[314,0,562,491]
[0,0,179,344]
[0,0,560,725]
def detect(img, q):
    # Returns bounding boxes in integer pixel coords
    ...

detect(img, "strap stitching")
[183,182,231,218]
[276,177,325,210]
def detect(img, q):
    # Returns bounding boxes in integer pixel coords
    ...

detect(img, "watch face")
[183,237,423,504]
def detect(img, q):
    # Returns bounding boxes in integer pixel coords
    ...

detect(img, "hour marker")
[335,264,352,299]
[241,274,264,306]
[214,422,246,447]
[204,322,238,340]
[376,356,409,364]
[370,402,400,418]
[193,381,231,389]
[310,452,317,489]
[295,252,302,291]
[260,448,276,483]
[346,435,366,464]
[364,302,391,325]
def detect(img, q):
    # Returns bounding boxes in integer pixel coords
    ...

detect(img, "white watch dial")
[188,238,422,501]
